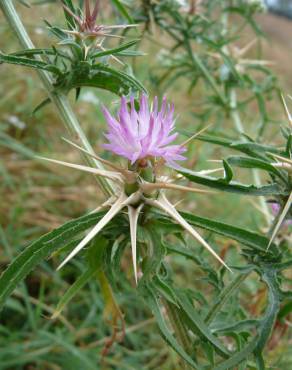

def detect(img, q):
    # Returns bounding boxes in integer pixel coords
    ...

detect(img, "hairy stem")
[0,0,114,196]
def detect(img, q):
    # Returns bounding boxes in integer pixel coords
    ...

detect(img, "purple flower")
[271,202,292,226]
[102,95,186,167]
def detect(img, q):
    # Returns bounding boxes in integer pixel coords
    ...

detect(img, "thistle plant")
[0,1,291,369]
[40,94,229,281]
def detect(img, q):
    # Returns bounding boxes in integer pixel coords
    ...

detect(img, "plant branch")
[0,0,114,196]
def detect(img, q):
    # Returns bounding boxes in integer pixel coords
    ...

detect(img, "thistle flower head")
[102,95,186,168]
[38,95,230,281]
[63,0,101,37]
[63,0,135,41]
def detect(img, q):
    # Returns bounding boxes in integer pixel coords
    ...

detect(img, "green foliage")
[0,0,291,369]
[0,211,105,310]
[0,3,146,108]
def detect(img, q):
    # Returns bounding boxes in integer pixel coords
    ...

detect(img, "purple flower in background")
[102,95,186,167]
[271,202,292,226]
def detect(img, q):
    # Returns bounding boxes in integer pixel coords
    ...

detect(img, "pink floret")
[102,95,186,167]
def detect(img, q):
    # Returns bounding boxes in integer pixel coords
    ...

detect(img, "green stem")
[205,273,248,325]
[164,300,194,370]
[230,89,244,133]
[0,0,114,196]
[183,36,226,106]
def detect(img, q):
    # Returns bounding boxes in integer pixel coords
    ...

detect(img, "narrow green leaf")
[213,336,258,370]
[227,155,287,182]
[255,268,281,353]
[116,50,145,57]
[213,319,260,334]
[92,64,146,93]
[0,132,35,159]
[110,0,134,24]
[0,212,104,311]
[179,168,284,196]
[52,267,96,319]
[175,291,230,358]
[12,48,71,60]
[0,52,61,75]
[222,159,233,183]
[90,39,140,59]
[180,211,278,254]
[65,64,146,96]
[152,276,178,307]
[197,134,283,159]
[61,0,76,30]
[205,274,249,325]
[143,286,198,369]
[32,97,51,114]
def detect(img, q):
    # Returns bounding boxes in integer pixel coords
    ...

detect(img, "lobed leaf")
[180,211,279,254]
[0,52,61,75]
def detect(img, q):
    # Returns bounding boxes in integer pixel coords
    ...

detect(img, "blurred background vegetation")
[0,1,291,369]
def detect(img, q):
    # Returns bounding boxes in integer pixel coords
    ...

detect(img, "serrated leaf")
[140,228,166,282]
[154,211,278,254]
[197,134,283,159]
[213,319,260,334]
[44,20,69,40]
[213,336,258,370]
[182,211,279,253]
[227,155,287,182]
[12,48,71,61]
[255,267,281,353]
[91,64,146,93]
[175,291,230,358]
[179,168,284,196]
[0,52,61,75]
[152,276,178,307]
[0,212,104,311]
[142,285,198,369]
[58,39,83,59]
[64,64,146,96]
[61,0,76,30]
[90,39,140,59]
